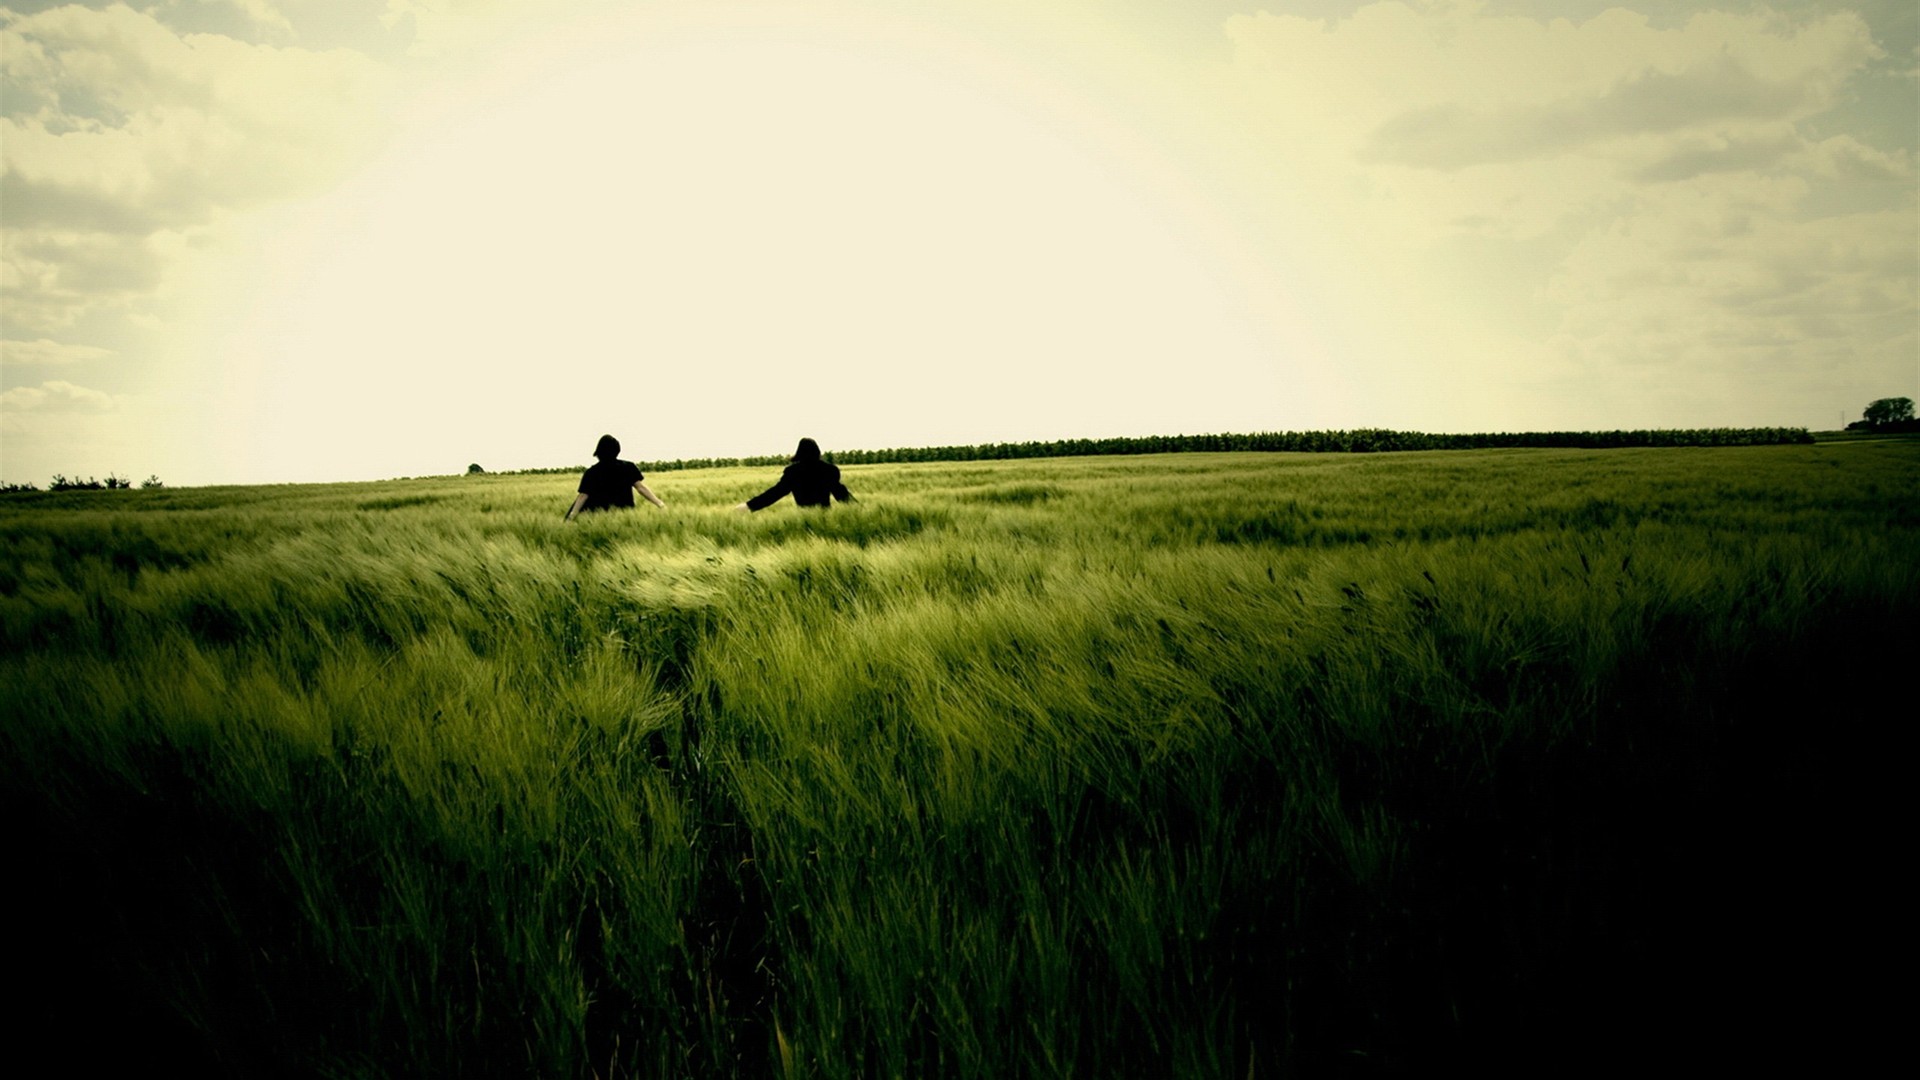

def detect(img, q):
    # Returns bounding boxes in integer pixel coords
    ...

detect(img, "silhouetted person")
[567,434,665,519]
[734,437,853,512]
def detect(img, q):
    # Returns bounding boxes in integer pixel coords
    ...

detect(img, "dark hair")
[594,434,620,461]
[791,437,821,463]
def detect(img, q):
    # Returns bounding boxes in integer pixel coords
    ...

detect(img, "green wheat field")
[5,440,1916,1076]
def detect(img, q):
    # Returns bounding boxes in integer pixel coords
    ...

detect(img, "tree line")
[0,473,162,494]
[500,426,1815,476]
[0,427,1825,495]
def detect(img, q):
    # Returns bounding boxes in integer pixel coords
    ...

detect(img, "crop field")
[4,441,1916,1077]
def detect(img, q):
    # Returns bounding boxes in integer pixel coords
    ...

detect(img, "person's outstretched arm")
[564,492,590,520]
[635,481,665,508]
[734,471,794,513]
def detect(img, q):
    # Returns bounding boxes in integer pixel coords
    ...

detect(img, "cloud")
[1630,131,1806,185]
[219,0,297,37]
[0,338,117,364]
[0,3,394,332]
[0,225,187,331]
[0,379,120,411]
[1226,3,1880,171]
[122,0,302,43]
[1211,1,1914,423]
[378,0,514,57]
[1363,58,1822,171]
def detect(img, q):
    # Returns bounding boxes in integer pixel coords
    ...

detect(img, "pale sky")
[2,0,1915,485]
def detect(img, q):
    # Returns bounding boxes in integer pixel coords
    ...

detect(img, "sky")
[2,0,1915,486]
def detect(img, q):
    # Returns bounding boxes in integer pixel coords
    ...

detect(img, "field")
[4,442,1916,1076]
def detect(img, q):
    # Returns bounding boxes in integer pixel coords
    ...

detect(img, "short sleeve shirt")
[578,459,644,511]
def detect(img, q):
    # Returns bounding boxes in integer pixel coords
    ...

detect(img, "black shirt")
[577,459,644,511]
[746,460,852,511]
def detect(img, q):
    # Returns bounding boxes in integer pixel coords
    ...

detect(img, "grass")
[4,441,1916,1076]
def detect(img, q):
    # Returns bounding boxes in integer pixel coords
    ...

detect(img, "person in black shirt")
[566,434,665,520]
[734,437,854,512]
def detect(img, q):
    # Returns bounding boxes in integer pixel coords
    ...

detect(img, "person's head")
[791,437,821,463]
[594,434,620,461]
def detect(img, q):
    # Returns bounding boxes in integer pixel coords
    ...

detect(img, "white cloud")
[1220,2,1885,218]
[0,338,118,365]
[222,0,297,37]
[0,3,394,333]
[140,0,301,42]
[0,379,121,411]
[1207,1,1915,426]
[379,0,515,57]
[1362,58,1822,170]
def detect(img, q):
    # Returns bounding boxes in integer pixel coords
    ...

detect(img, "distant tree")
[1864,397,1915,426]
[0,481,37,493]
[45,474,144,491]
[141,475,163,489]
[468,463,486,474]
